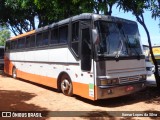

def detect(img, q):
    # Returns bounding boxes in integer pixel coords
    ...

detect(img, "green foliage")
[0,0,37,35]
[149,0,160,19]
[1,0,158,35]
[0,0,119,35]
[0,27,10,46]
[118,0,146,16]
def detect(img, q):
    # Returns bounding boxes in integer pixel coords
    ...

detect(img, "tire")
[12,67,17,79]
[60,74,73,96]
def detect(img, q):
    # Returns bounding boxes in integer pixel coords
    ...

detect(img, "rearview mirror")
[92,29,99,44]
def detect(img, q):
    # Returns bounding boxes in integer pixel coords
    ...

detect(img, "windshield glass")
[121,22,142,56]
[95,21,142,57]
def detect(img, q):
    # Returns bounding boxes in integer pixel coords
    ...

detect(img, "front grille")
[119,75,140,84]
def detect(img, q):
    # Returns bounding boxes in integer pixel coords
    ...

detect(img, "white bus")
[4,13,146,100]
[0,46,4,70]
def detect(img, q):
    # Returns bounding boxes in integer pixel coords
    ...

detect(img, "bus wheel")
[60,74,73,96]
[12,67,17,79]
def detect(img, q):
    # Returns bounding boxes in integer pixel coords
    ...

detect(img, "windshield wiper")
[115,40,123,60]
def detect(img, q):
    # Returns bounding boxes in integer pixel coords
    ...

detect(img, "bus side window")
[59,25,68,44]
[71,22,79,57]
[30,35,35,47]
[5,41,10,51]
[36,33,43,47]
[11,40,17,50]
[26,36,30,48]
[26,35,35,48]
[42,31,49,46]
[50,28,58,44]
[17,38,25,49]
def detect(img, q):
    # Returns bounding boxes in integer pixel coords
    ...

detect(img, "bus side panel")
[4,48,96,100]
[17,69,58,89]
[72,82,95,100]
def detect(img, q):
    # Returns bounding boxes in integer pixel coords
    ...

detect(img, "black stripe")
[96,55,145,61]
[10,60,79,65]
[6,44,68,53]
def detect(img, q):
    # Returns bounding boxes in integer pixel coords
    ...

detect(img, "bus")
[4,13,146,100]
[0,46,4,70]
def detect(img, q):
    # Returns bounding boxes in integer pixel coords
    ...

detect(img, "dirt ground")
[0,71,160,120]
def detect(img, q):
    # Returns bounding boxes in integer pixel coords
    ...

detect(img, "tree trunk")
[136,15,160,88]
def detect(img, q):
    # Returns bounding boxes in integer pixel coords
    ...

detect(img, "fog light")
[142,75,146,80]
[142,83,145,87]
[139,75,147,81]
[107,89,112,94]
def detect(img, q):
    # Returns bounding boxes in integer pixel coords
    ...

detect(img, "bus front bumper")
[96,81,146,100]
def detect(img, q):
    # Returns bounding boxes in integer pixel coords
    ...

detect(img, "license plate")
[126,86,134,91]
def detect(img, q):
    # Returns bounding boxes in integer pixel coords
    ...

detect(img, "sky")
[112,6,160,46]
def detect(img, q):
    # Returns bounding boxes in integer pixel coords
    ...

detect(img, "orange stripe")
[10,30,36,40]
[17,70,95,100]
[17,69,57,89]
[94,86,98,100]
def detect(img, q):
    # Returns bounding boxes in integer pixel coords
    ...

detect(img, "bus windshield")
[96,21,142,57]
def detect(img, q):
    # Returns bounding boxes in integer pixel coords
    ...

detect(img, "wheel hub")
[61,79,70,90]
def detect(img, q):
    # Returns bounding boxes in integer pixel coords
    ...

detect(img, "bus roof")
[8,13,137,41]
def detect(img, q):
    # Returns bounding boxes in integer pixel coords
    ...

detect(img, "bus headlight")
[139,75,146,81]
[100,80,108,85]
[100,78,119,85]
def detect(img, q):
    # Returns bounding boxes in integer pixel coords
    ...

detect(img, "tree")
[1,0,91,35]
[71,0,118,15]
[118,0,160,87]
[0,26,10,46]
[0,0,57,35]
[0,0,118,35]
[0,0,37,35]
